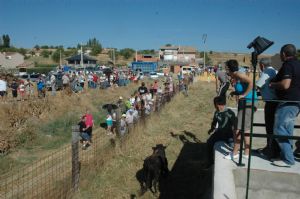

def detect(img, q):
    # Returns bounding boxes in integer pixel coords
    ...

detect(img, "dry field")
[73,78,217,199]
[0,82,139,174]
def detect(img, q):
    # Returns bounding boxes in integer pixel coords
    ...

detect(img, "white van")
[182,66,194,74]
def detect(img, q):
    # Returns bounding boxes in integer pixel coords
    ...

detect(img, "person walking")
[270,44,300,167]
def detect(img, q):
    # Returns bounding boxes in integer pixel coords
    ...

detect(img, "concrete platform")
[213,108,300,199]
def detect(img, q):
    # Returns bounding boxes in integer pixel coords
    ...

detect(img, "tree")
[52,47,64,63]
[40,45,49,49]
[41,50,51,58]
[2,34,10,48]
[0,37,3,47]
[199,51,212,65]
[119,48,135,59]
[138,49,155,54]
[64,48,77,57]
[34,45,40,51]
[18,48,27,56]
[86,38,102,56]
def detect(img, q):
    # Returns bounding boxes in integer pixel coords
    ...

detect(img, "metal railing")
[236,98,300,199]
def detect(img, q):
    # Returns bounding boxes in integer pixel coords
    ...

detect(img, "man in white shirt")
[50,73,56,96]
[256,58,280,159]
[0,76,7,101]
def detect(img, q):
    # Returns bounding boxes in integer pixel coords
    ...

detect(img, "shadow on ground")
[158,131,212,199]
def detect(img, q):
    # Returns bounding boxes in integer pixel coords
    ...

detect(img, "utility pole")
[59,50,62,67]
[80,44,83,68]
[202,34,207,68]
[113,48,115,66]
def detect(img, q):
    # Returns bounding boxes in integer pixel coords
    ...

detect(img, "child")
[207,96,236,164]
[106,114,113,135]
[18,80,25,101]
[119,114,127,137]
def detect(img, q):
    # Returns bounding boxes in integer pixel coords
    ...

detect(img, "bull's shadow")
[158,131,212,199]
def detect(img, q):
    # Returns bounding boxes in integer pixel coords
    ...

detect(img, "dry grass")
[0,82,142,174]
[73,79,217,199]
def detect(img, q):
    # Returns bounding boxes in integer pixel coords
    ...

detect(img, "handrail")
[236,97,300,199]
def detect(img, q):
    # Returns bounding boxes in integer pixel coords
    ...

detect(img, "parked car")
[149,71,159,79]
[19,73,41,82]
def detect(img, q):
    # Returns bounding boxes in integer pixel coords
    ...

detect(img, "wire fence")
[0,77,193,199]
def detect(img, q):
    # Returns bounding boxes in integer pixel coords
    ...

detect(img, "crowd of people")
[0,67,151,102]
[207,43,300,168]
[77,71,196,150]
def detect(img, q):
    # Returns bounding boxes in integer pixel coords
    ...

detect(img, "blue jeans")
[273,103,300,165]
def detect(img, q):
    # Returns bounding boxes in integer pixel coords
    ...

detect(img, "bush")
[27,67,55,74]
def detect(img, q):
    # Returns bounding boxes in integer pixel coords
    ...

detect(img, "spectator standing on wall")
[256,58,280,159]
[270,44,300,167]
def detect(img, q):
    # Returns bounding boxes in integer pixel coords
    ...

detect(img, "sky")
[1,0,300,54]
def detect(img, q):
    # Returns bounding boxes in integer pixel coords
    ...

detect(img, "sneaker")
[242,154,249,159]
[272,160,291,168]
[224,153,239,160]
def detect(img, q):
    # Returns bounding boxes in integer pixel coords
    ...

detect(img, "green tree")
[41,45,49,49]
[41,50,51,58]
[119,48,135,59]
[34,45,40,51]
[2,34,10,48]
[86,38,102,56]
[138,49,155,54]
[64,48,77,57]
[199,51,212,65]
[52,47,64,63]
[18,48,27,56]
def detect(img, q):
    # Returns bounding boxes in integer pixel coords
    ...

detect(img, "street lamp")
[202,34,207,68]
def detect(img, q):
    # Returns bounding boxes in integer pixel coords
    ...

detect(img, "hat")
[122,114,126,117]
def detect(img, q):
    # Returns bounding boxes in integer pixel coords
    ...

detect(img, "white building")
[159,45,197,64]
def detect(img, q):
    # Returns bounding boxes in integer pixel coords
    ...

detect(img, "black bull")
[142,144,169,194]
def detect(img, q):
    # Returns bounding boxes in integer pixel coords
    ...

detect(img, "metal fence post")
[71,125,80,192]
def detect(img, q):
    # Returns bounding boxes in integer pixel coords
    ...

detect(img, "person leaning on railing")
[256,58,281,159]
[269,44,300,167]
[224,59,258,160]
